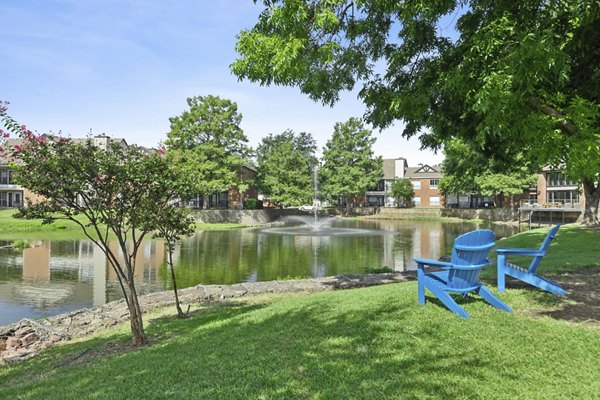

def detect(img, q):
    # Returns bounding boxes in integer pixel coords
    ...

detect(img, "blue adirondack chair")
[415,229,511,319]
[497,225,567,295]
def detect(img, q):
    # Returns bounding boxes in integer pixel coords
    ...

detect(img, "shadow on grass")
[3,282,599,399]
[498,270,600,326]
[0,288,502,399]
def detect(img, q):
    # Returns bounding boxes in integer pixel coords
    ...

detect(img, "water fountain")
[261,166,387,237]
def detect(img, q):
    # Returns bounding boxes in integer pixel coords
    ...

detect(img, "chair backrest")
[529,225,560,273]
[448,229,496,290]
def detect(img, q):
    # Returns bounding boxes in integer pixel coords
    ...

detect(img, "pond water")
[0,219,522,325]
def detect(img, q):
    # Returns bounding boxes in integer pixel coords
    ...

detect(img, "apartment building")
[364,158,408,207]
[183,164,258,209]
[364,158,444,208]
[0,138,24,208]
[405,164,444,207]
[534,167,584,208]
[2,133,257,210]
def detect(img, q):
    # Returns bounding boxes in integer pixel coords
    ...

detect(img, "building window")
[429,179,439,189]
[548,190,579,204]
[0,170,9,185]
[412,181,421,190]
[430,196,440,206]
[413,196,421,206]
[366,196,383,207]
[548,172,575,187]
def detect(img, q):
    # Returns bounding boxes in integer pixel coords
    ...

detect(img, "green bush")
[12,207,27,219]
[244,198,258,210]
[12,239,30,251]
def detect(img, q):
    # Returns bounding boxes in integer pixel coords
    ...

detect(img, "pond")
[0,219,522,325]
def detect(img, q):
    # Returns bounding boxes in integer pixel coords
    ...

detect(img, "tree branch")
[528,97,578,135]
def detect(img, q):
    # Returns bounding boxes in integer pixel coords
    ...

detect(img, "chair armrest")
[496,248,546,257]
[413,258,453,269]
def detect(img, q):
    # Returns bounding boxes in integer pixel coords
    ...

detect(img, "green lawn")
[492,224,600,273]
[1,283,598,399]
[0,210,90,239]
[0,209,246,240]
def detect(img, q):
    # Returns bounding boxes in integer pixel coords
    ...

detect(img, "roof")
[405,164,443,179]
[242,163,257,173]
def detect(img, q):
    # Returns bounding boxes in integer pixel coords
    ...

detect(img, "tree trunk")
[126,279,148,346]
[582,178,600,225]
[495,194,503,208]
[168,248,186,318]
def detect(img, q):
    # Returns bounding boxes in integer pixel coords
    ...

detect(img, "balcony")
[0,183,22,190]
[520,199,581,210]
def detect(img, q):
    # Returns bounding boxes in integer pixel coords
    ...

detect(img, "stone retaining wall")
[192,209,298,225]
[190,206,581,225]
[441,208,518,221]
[192,208,381,224]
[363,208,443,219]
[363,207,523,222]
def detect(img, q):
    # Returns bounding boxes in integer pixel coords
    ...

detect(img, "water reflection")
[0,220,521,325]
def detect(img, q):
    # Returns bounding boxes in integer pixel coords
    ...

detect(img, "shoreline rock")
[0,272,414,363]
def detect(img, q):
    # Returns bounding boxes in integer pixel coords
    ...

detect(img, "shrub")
[244,198,258,210]
[12,239,30,251]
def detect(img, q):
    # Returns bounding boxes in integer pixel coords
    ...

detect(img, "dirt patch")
[506,269,600,327]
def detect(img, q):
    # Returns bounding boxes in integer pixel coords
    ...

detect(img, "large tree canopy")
[439,138,538,208]
[166,95,251,208]
[233,0,599,223]
[255,130,317,206]
[319,118,382,206]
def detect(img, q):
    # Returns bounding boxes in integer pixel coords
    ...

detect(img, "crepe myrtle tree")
[153,206,195,319]
[1,103,193,345]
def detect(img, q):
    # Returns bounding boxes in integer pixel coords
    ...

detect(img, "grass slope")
[0,210,89,239]
[1,283,599,399]
[0,210,246,239]
[492,224,600,273]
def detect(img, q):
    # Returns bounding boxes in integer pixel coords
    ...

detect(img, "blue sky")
[1,0,444,165]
